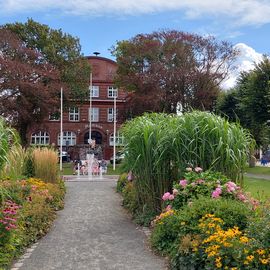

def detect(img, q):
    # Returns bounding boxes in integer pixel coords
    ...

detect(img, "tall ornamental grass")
[0,117,20,172]
[122,111,254,212]
[122,113,173,211]
[33,148,58,183]
[0,145,27,180]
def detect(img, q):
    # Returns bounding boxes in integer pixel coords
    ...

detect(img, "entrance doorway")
[84,131,103,145]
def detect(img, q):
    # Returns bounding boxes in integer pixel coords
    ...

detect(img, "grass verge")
[244,176,270,200]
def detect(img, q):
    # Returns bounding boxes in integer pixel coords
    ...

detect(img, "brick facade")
[27,56,129,160]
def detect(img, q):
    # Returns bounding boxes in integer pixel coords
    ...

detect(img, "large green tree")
[112,30,238,116]
[216,57,270,146]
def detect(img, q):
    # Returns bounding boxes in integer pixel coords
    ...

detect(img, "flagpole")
[89,72,92,146]
[113,93,116,171]
[60,87,63,171]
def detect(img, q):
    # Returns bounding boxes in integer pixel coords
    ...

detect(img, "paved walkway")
[245,173,270,180]
[17,176,166,270]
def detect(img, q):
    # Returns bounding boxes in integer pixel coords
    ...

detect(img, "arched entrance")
[84,131,103,145]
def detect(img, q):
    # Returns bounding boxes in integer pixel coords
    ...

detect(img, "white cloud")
[222,43,264,89]
[1,0,270,27]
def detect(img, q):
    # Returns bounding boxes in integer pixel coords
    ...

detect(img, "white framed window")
[31,131,50,145]
[107,108,117,122]
[49,111,60,121]
[89,108,99,122]
[107,86,118,98]
[91,85,99,97]
[69,107,80,121]
[58,131,76,146]
[109,132,124,146]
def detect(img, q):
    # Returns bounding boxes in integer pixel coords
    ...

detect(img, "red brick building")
[27,56,129,160]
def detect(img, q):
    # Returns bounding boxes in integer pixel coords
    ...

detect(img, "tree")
[1,19,91,144]
[112,30,238,116]
[0,28,62,144]
[216,57,270,147]
[5,19,90,100]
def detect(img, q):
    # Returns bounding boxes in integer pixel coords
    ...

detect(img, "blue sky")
[0,0,270,59]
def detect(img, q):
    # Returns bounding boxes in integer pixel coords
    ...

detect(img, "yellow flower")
[257,249,266,255]
[216,262,222,268]
[208,251,217,257]
[240,236,249,243]
[260,258,269,265]
[246,255,254,262]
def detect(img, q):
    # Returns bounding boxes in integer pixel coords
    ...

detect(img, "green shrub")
[151,196,254,268]
[23,149,35,178]
[178,196,254,231]
[20,194,55,244]
[246,204,270,248]
[133,205,157,227]
[116,173,128,193]
[151,210,180,254]
[122,182,138,215]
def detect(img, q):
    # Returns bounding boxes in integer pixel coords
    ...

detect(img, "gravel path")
[17,177,166,270]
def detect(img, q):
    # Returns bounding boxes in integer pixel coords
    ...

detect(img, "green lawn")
[244,176,270,200]
[60,162,122,176]
[60,162,73,175]
[245,166,270,175]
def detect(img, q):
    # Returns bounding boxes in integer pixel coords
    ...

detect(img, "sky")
[0,0,270,87]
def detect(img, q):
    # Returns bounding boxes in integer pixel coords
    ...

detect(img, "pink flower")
[226,181,237,193]
[162,192,171,201]
[172,188,179,195]
[237,193,247,202]
[186,167,193,172]
[165,205,172,211]
[194,167,203,173]
[196,179,205,184]
[127,171,133,181]
[212,187,222,198]
[179,179,188,187]
[169,194,175,201]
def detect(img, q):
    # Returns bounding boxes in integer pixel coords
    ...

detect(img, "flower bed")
[149,168,270,269]
[0,177,65,269]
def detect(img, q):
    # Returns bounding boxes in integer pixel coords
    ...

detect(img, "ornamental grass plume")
[33,148,58,183]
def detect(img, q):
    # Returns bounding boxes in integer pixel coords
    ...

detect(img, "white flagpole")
[60,87,63,171]
[113,93,116,171]
[89,72,92,146]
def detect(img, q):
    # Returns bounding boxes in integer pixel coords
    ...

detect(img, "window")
[109,132,124,146]
[69,107,80,121]
[91,85,99,97]
[107,86,118,98]
[58,131,76,146]
[49,111,60,121]
[107,108,117,122]
[31,131,50,145]
[89,108,99,122]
